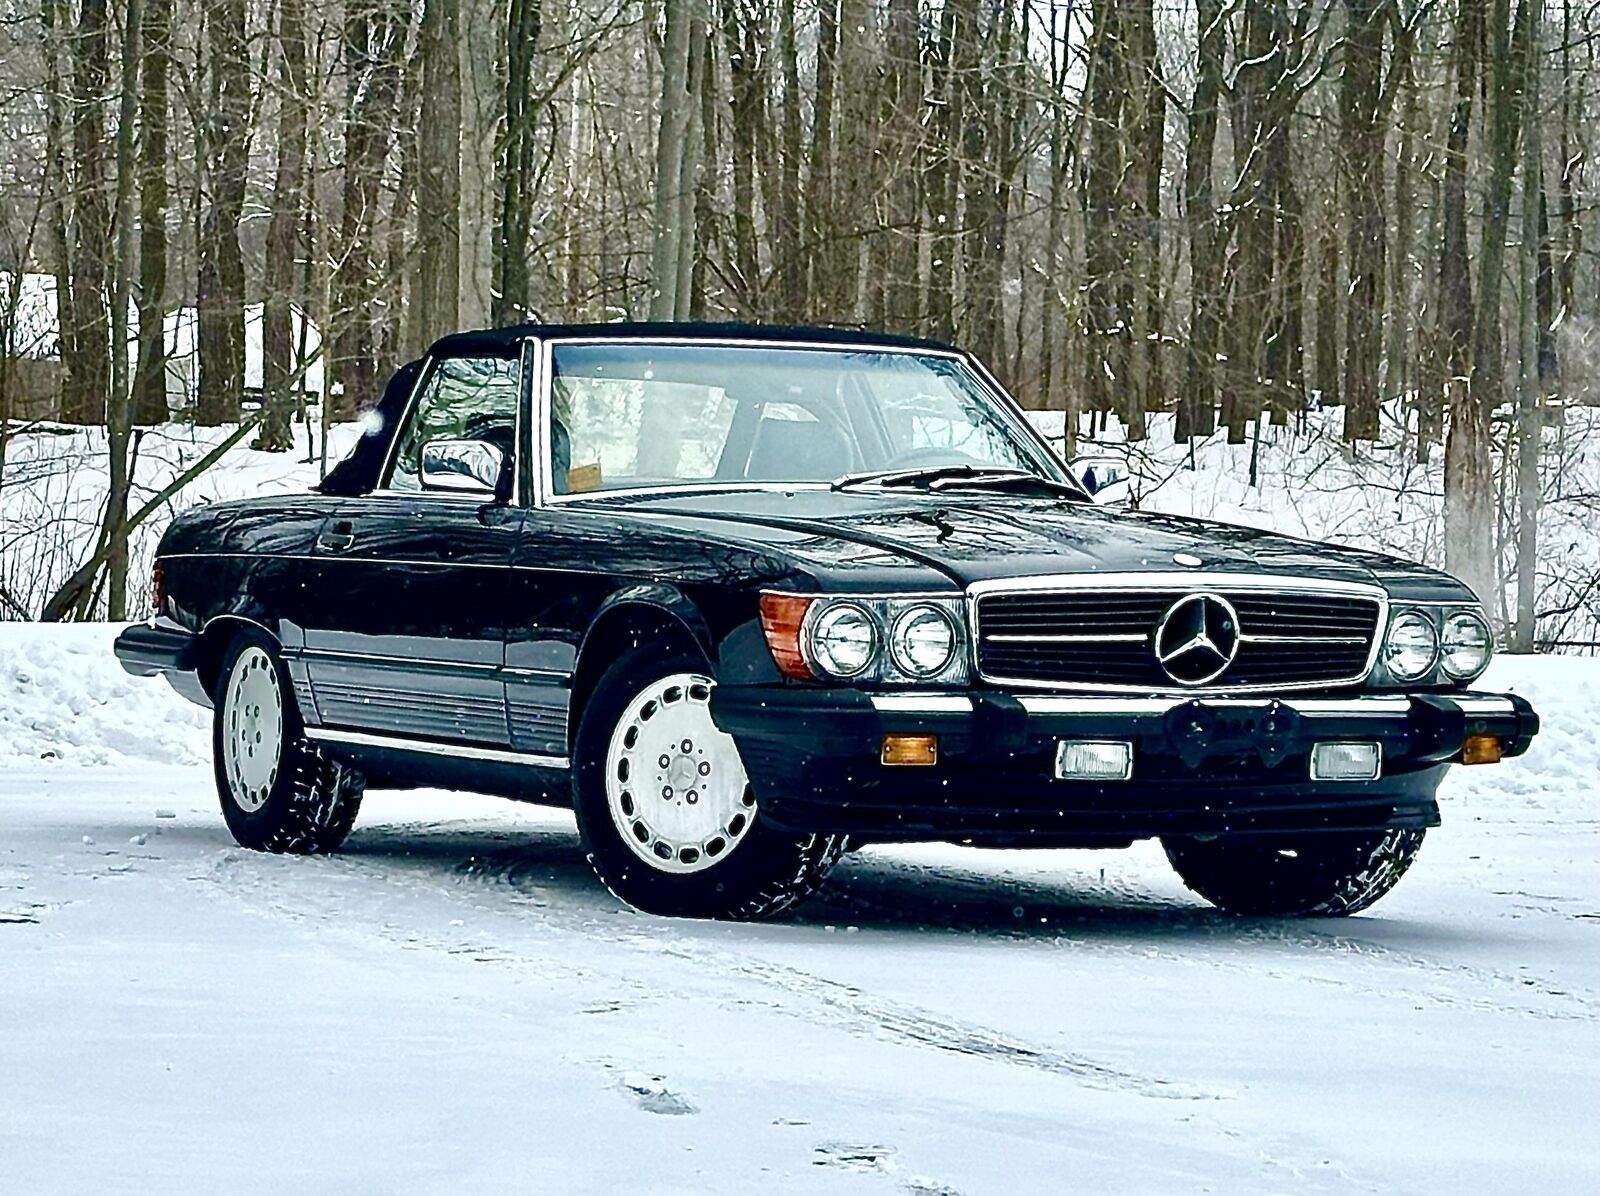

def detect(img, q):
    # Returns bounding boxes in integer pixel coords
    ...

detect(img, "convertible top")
[427,320,956,359]
[316,322,960,496]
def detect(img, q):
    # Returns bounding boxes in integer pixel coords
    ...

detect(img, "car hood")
[617,488,1472,601]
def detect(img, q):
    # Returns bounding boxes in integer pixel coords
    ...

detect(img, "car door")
[302,351,524,747]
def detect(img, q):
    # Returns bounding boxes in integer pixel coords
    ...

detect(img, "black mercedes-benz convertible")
[114,323,1539,919]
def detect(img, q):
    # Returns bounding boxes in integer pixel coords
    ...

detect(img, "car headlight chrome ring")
[807,602,879,679]
[889,604,958,679]
[1440,610,1493,680]
[1383,611,1440,682]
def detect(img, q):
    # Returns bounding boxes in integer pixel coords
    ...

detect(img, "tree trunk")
[62,0,111,427]
[723,0,764,315]
[196,0,249,427]
[333,0,408,414]
[132,0,171,426]
[260,0,309,452]
[1442,0,1493,603]
[494,0,544,326]
[1179,0,1223,442]
[1340,0,1387,444]
[775,0,804,319]
[1512,0,1544,650]
[104,0,142,617]
[878,0,922,330]
[649,0,698,320]
[416,0,463,344]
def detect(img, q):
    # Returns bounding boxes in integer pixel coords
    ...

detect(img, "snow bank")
[0,623,210,767]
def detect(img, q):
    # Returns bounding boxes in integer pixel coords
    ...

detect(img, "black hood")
[617,488,1474,602]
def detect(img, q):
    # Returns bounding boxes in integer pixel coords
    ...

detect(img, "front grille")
[974,585,1382,691]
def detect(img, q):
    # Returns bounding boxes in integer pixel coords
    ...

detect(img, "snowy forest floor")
[1,625,1596,1193]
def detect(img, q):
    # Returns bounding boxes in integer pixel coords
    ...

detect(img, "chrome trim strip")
[870,694,975,714]
[503,665,572,682]
[986,632,1147,645]
[297,647,500,673]
[519,336,541,508]
[1241,635,1369,645]
[534,335,553,509]
[968,572,1389,695]
[1451,695,1519,716]
[1015,695,1417,717]
[304,726,569,769]
[966,571,1390,597]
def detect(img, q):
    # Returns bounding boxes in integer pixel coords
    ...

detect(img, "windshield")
[546,341,1063,496]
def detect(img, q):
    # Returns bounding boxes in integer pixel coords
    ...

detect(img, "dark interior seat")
[744,417,853,482]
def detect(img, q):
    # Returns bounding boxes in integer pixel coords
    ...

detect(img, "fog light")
[1461,734,1503,765]
[1054,740,1133,781]
[881,734,937,766]
[1310,741,1382,781]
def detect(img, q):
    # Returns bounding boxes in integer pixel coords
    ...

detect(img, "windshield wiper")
[831,464,1033,491]
[831,463,1085,500]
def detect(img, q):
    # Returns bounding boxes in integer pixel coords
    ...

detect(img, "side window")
[386,356,521,492]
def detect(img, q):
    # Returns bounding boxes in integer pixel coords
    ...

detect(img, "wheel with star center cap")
[573,640,844,919]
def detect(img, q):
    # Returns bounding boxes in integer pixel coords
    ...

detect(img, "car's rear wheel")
[573,642,844,919]
[1162,828,1426,917]
[212,630,363,854]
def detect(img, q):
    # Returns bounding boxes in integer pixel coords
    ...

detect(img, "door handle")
[318,520,355,552]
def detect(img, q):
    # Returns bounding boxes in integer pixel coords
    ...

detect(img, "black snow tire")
[211,630,364,854]
[1163,828,1427,917]
[572,641,844,920]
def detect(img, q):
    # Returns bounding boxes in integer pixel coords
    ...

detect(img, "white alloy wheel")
[604,672,757,874]
[222,645,284,813]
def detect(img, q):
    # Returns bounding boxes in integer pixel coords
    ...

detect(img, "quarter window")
[386,356,521,492]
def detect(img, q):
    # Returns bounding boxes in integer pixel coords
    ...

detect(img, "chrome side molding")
[304,725,570,770]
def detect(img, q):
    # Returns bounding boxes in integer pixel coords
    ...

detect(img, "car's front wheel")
[1162,828,1426,917]
[573,643,844,919]
[212,630,364,854]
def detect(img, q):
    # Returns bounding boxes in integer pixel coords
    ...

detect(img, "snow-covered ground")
[1,623,1596,1193]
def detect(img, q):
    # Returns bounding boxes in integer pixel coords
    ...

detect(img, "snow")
[1,623,1595,1192]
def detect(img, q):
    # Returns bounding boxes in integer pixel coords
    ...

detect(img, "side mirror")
[420,438,506,498]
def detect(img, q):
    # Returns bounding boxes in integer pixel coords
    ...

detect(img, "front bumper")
[709,686,1540,846]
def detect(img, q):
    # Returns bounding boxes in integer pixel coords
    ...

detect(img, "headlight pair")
[1382,607,1492,683]
[760,592,967,684]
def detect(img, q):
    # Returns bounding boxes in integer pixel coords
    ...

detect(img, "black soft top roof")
[427,320,957,359]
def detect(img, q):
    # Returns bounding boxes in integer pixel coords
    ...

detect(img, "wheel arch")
[194,614,285,696]
[568,587,715,750]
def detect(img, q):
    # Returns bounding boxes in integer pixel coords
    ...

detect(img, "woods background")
[0,0,1597,639]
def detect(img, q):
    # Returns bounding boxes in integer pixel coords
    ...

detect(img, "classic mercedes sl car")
[114,323,1539,920]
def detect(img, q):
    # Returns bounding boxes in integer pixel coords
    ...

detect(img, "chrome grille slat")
[971,576,1385,693]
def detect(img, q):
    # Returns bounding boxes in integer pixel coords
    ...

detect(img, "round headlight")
[1383,611,1439,682]
[808,603,878,678]
[890,605,957,678]
[1440,610,1492,679]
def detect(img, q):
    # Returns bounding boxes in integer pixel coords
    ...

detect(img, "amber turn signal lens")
[881,734,938,766]
[1461,734,1503,765]
[759,592,816,681]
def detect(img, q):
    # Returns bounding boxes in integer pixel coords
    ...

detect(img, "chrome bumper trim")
[870,694,975,714]
[305,726,570,770]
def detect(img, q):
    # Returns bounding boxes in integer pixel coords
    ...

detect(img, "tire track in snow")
[194,829,1228,1103]
[811,854,1600,1023]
